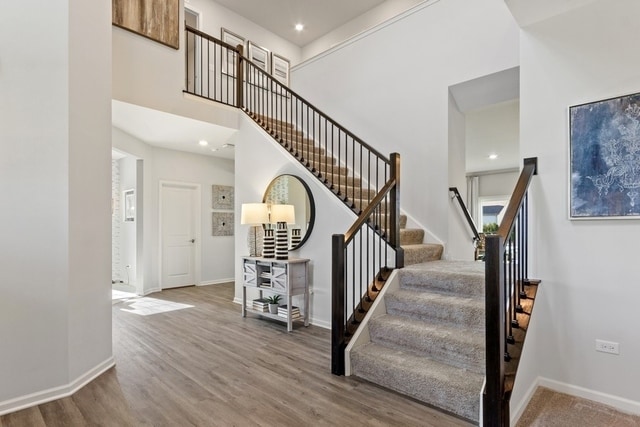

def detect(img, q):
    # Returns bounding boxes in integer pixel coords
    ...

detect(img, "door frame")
[159,180,202,289]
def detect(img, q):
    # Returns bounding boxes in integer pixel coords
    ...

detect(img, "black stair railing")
[483,157,538,426]
[184,26,239,106]
[449,187,484,260]
[332,153,403,375]
[183,26,404,377]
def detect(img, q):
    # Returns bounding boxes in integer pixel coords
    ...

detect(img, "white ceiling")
[212,0,387,47]
[112,101,237,159]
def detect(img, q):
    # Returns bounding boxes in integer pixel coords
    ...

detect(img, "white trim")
[510,376,640,425]
[510,376,541,425]
[293,0,442,71]
[539,377,640,416]
[198,278,234,286]
[142,286,162,296]
[159,181,202,290]
[0,357,115,416]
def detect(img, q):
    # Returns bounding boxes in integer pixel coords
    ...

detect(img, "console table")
[241,256,310,332]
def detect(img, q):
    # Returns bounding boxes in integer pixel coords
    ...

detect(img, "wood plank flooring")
[0,283,471,427]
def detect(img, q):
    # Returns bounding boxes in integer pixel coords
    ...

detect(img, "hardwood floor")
[0,283,471,427]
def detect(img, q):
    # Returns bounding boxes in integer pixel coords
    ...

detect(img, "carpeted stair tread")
[369,314,485,374]
[402,243,443,265]
[385,288,484,331]
[351,342,483,422]
[398,260,484,297]
[399,228,424,245]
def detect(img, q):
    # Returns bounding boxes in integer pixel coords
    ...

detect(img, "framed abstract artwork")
[569,92,640,219]
[112,0,179,49]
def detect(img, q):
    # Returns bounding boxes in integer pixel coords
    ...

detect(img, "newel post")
[389,153,404,268]
[236,44,244,109]
[331,234,346,375]
[484,234,508,426]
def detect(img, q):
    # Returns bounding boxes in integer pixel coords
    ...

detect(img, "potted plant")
[266,295,281,314]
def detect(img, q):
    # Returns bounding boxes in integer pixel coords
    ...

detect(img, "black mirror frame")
[263,174,315,251]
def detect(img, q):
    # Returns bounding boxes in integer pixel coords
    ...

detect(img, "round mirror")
[263,175,315,250]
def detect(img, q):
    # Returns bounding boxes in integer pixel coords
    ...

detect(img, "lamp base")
[275,222,288,260]
[247,225,264,257]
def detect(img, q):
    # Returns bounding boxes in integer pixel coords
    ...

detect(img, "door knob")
[190,239,195,243]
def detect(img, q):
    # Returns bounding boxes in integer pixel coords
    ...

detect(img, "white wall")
[0,0,112,413]
[234,115,355,328]
[448,93,475,260]
[291,0,519,253]
[477,170,519,199]
[301,0,424,61]
[113,128,236,294]
[466,99,520,173]
[511,0,640,418]
[185,0,301,65]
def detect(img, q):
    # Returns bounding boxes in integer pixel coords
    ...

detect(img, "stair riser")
[368,318,484,374]
[398,263,484,297]
[350,349,480,422]
[385,294,484,331]
[402,245,443,265]
[399,229,424,245]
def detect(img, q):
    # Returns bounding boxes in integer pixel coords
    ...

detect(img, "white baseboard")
[510,376,542,425]
[539,377,640,416]
[511,376,640,425]
[198,278,234,286]
[0,357,115,416]
[142,287,161,296]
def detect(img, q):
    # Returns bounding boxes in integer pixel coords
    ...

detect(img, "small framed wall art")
[221,28,244,76]
[271,53,290,86]
[124,189,135,221]
[212,212,234,236]
[569,91,640,219]
[248,41,270,72]
[212,185,234,210]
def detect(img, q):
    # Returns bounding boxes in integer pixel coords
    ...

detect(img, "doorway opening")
[112,149,143,295]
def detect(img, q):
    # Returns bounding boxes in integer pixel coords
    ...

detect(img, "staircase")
[349,261,485,423]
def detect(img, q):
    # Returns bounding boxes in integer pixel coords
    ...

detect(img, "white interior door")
[161,184,198,289]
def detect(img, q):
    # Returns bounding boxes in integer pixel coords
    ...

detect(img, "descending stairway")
[350,261,485,423]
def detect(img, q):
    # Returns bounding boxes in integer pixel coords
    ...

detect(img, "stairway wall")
[291,0,519,259]
[512,0,640,420]
[233,114,356,328]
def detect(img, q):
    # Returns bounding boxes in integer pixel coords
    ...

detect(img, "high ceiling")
[112,101,237,159]
[212,0,387,47]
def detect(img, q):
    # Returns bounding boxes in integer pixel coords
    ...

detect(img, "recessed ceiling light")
[295,23,304,32]
[488,153,498,160]
[199,140,209,146]
[210,148,218,152]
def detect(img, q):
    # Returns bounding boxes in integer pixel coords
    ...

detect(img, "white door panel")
[162,185,197,289]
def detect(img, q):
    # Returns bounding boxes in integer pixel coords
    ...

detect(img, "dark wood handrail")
[449,186,480,243]
[344,178,396,244]
[497,157,537,241]
[186,25,239,51]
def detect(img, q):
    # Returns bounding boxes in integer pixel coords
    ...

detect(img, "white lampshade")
[270,204,295,224]
[240,203,269,225]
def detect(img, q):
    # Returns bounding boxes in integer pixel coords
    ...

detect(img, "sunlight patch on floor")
[112,290,137,301]
[119,297,194,316]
